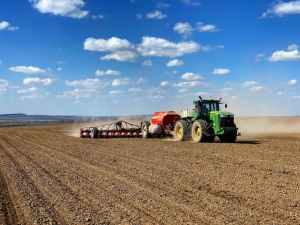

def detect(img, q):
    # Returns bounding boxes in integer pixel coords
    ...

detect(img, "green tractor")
[174,96,241,143]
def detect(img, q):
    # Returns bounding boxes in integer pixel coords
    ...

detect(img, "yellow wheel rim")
[195,127,201,138]
[177,127,182,137]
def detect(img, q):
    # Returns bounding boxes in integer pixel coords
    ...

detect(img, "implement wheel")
[90,127,99,138]
[173,120,189,141]
[141,121,151,138]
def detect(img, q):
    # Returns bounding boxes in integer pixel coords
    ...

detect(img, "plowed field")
[0,119,299,224]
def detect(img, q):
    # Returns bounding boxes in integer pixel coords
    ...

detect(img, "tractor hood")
[209,111,234,117]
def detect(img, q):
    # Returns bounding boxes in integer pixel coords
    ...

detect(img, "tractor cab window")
[203,102,219,112]
[195,104,199,114]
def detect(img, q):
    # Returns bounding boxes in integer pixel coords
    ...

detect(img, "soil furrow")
[0,124,299,224]
[0,137,62,225]
[4,129,210,224]
[15,130,297,223]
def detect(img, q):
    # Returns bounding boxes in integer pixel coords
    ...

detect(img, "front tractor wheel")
[173,120,189,141]
[191,120,203,142]
[191,120,215,143]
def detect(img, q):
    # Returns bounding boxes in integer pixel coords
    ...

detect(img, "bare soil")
[0,117,299,224]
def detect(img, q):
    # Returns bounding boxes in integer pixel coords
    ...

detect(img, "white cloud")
[241,81,259,87]
[173,81,210,87]
[196,22,218,32]
[0,88,7,94]
[160,81,170,86]
[56,88,94,99]
[231,96,240,99]
[165,70,178,74]
[0,79,18,94]
[182,0,201,6]
[178,89,187,93]
[84,37,134,52]
[157,2,170,8]
[17,87,37,94]
[0,21,19,31]
[149,95,164,99]
[0,79,9,88]
[23,77,54,86]
[221,87,234,91]
[278,92,283,95]
[109,90,123,95]
[146,10,167,19]
[134,98,143,102]
[268,49,300,61]
[250,86,266,91]
[147,87,167,94]
[101,51,138,62]
[84,37,138,62]
[95,69,121,76]
[194,92,209,96]
[128,87,142,92]
[112,78,134,86]
[57,68,62,71]
[212,68,230,75]
[142,60,152,66]
[289,96,300,99]
[29,0,88,18]
[261,0,300,18]
[288,44,299,50]
[20,93,43,99]
[174,22,218,38]
[136,78,147,84]
[136,13,142,19]
[173,22,193,38]
[166,59,185,67]
[92,14,104,19]
[65,78,110,88]
[137,36,200,57]
[181,72,203,80]
[285,79,297,85]
[202,45,224,52]
[9,66,52,75]
[254,53,265,62]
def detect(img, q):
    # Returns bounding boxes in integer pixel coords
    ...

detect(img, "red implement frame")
[80,120,142,138]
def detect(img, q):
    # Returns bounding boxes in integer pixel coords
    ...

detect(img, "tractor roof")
[193,99,221,104]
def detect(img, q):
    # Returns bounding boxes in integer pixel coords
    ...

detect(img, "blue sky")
[0,0,300,116]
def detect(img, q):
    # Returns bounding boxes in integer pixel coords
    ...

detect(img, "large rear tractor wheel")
[141,121,151,138]
[192,120,215,143]
[173,120,190,141]
[90,127,99,138]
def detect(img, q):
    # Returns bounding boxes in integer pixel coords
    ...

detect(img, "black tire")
[141,121,151,138]
[192,119,215,143]
[173,120,190,141]
[90,127,98,138]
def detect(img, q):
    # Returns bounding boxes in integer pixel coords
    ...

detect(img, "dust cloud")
[235,116,300,133]
[64,116,300,138]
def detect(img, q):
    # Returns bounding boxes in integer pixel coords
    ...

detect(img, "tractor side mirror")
[225,103,227,108]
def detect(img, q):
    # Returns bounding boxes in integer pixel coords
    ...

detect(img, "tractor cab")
[193,96,226,120]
